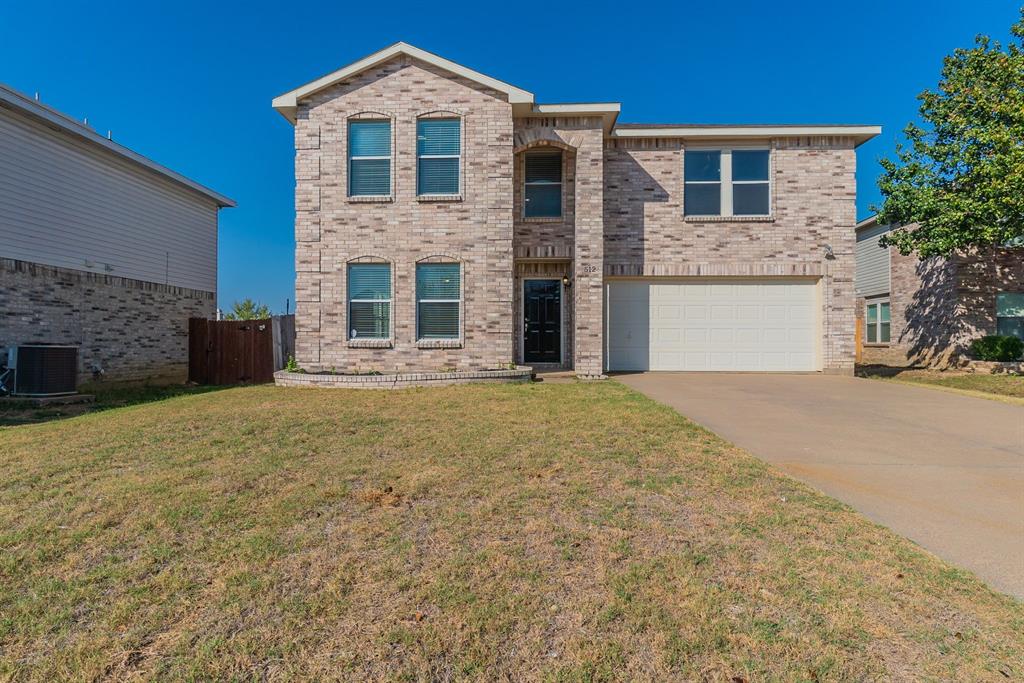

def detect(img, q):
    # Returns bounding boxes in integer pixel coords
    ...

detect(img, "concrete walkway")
[615,373,1024,599]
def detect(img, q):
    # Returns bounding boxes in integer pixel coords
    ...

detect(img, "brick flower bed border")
[273,366,533,389]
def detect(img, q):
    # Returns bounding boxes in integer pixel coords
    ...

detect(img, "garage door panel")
[685,305,707,320]
[608,279,818,372]
[734,328,760,344]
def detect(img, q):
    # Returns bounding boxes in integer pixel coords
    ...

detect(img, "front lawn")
[1,383,1021,680]
[860,368,1024,401]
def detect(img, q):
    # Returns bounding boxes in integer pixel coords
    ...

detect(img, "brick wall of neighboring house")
[957,246,1024,342]
[603,136,859,373]
[883,249,959,366]
[0,258,214,384]
[292,56,515,372]
[858,246,1023,367]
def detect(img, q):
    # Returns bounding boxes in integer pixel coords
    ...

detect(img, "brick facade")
[0,258,214,384]
[603,136,857,373]
[859,245,1024,366]
[286,53,864,376]
[293,57,514,372]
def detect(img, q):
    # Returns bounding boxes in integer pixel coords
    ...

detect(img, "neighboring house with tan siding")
[0,83,234,384]
[855,215,1024,366]
[273,43,879,377]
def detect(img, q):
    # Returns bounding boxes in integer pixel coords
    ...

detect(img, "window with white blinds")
[348,120,391,196]
[417,118,461,195]
[416,263,461,339]
[524,150,562,218]
[347,263,391,339]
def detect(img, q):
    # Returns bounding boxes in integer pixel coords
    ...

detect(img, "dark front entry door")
[524,279,562,363]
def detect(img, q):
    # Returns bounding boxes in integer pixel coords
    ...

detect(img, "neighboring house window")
[865,299,890,344]
[348,263,391,339]
[348,120,391,196]
[996,292,1024,339]
[416,263,460,339]
[684,149,770,217]
[524,150,562,218]
[417,118,460,195]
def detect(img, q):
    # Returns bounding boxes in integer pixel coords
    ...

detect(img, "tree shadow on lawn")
[0,383,230,427]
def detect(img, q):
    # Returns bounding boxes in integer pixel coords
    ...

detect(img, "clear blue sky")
[2,1,1017,312]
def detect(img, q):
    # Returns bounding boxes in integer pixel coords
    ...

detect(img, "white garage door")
[607,279,819,372]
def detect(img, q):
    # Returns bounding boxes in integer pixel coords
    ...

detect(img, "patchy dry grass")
[1,383,1021,681]
[0,384,222,427]
[861,368,1024,403]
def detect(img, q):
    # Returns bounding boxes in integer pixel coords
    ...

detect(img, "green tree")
[224,298,272,320]
[876,10,1024,257]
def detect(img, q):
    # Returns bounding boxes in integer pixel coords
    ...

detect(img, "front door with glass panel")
[523,280,562,364]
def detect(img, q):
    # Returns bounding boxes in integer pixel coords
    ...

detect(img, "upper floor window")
[865,299,890,344]
[348,263,391,339]
[348,120,391,196]
[416,262,461,339]
[684,148,770,217]
[524,150,562,218]
[417,118,461,195]
[996,292,1024,339]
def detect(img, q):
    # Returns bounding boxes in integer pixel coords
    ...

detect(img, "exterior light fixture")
[562,275,572,287]
[824,244,835,260]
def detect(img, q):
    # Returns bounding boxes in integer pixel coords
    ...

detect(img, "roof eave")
[611,125,882,147]
[521,102,621,135]
[856,215,879,231]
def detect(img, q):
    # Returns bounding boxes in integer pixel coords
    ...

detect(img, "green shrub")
[969,335,1024,362]
[284,355,301,372]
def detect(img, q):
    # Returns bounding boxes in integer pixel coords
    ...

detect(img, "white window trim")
[347,119,392,198]
[865,298,891,346]
[523,150,563,219]
[684,146,771,218]
[996,292,1024,338]
[416,117,462,198]
[415,263,462,341]
[347,265,392,341]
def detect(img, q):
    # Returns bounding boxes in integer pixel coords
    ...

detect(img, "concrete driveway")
[615,373,1024,598]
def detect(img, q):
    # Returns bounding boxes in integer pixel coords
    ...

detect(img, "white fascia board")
[856,215,878,229]
[272,42,534,124]
[612,125,882,146]
[0,84,236,208]
[531,103,621,115]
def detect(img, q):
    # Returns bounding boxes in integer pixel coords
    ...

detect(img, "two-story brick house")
[273,43,879,378]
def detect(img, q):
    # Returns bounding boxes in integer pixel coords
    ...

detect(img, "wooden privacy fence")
[188,316,294,385]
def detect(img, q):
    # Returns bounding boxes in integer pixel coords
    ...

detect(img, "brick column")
[573,127,605,378]
[294,114,322,365]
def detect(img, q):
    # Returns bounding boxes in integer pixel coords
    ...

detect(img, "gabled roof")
[0,83,235,208]
[272,42,534,123]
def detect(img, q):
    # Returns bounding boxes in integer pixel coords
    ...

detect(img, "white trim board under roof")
[856,215,879,231]
[0,83,236,208]
[273,42,535,123]
[613,124,881,147]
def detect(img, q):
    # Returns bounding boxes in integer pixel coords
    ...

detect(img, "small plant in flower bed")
[969,335,1024,362]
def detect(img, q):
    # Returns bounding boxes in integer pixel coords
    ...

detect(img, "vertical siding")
[0,106,218,292]
[855,223,890,297]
